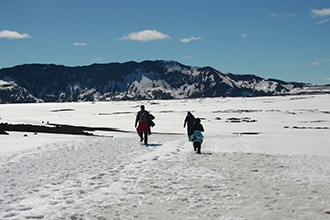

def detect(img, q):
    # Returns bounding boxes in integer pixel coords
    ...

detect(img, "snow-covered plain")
[0,95,330,219]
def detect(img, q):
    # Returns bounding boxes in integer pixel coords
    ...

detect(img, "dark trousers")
[193,142,201,154]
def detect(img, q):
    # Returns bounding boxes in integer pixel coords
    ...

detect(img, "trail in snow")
[0,134,329,220]
[0,135,153,219]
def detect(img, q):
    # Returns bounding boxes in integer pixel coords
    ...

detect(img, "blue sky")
[1,0,329,85]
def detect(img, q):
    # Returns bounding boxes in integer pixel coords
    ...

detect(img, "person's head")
[140,105,145,110]
[195,118,201,123]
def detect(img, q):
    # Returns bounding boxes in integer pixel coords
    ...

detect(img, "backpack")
[139,111,147,121]
[149,114,155,120]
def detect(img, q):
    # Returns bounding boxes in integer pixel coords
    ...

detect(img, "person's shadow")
[144,143,162,147]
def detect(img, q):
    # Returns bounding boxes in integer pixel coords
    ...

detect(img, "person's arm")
[189,124,196,134]
[135,112,140,127]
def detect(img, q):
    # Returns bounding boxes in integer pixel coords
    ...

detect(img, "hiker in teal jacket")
[189,118,204,154]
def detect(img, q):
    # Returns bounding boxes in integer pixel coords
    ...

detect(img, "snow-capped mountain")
[0,60,328,103]
[0,80,40,103]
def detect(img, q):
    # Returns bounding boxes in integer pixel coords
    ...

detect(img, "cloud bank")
[0,30,31,39]
[311,8,330,17]
[121,30,170,41]
[311,8,330,24]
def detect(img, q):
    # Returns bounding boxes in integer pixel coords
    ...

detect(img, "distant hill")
[0,60,329,103]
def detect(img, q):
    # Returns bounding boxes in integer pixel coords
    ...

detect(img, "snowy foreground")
[0,95,330,220]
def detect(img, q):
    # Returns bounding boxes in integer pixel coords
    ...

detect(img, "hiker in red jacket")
[135,105,155,145]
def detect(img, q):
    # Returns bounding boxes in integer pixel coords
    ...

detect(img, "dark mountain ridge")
[0,60,328,103]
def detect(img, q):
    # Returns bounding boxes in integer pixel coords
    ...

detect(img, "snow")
[0,95,330,219]
[0,80,14,89]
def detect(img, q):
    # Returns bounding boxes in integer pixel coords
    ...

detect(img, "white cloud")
[311,8,330,17]
[311,8,330,24]
[0,30,31,39]
[316,18,330,24]
[92,57,103,63]
[309,58,330,66]
[270,13,296,18]
[179,36,201,43]
[309,62,319,66]
[271,13,283,18]
[240,33,247,38]
[121,29,170,41]
[73,41,87,46]
[180,56,193,60]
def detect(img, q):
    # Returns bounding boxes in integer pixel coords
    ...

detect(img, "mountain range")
[0,60,329,103]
